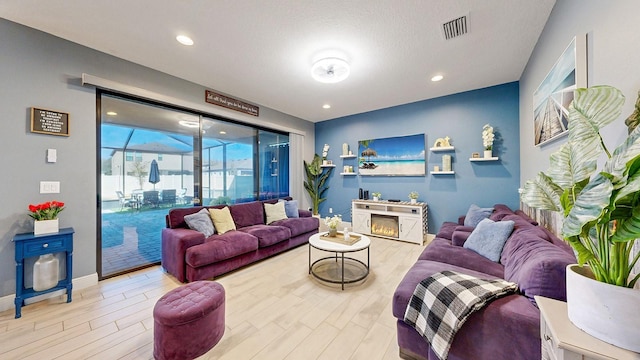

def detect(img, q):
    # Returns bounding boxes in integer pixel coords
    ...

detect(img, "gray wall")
[520,0,640,184]
[0,19,314,298]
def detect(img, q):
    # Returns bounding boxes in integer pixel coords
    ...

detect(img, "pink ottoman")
[153,281,225,360]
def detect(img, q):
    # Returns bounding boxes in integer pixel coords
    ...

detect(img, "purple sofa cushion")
[185,231,258,267]
[229,201,265,228]
[271,216,319,237]
[451,229,472,246]
[489,204,516,221]
[418,238,504,278]
[239,224,291,247]
[514,209,539,225]
[435,221,459,240]
[501,232,576,303]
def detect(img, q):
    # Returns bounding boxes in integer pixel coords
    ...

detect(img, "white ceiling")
[0,0,555,123]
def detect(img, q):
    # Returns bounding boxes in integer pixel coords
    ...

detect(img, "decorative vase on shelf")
[566,264,640,352]
[342,143,349,156]
[484,150,492,158]
[328,227,337,237]
[34,219,59,236]
[33,254,59,291]
[373,196,379,201]
[410,198,417,204]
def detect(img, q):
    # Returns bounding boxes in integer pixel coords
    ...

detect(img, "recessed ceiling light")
[219,131,227,135]
[179,120,199,128]
[431,74,444,82]
[311,58,350,83]
[106,111,117,116]
[323,104,331,109]
[176,35,194,46]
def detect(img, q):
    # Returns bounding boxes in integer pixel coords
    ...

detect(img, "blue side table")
[12,227,74,318]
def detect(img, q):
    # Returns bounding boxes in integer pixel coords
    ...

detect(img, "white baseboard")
[0,272,99,314]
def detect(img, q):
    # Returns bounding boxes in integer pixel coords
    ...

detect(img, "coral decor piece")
[28,201,65,220]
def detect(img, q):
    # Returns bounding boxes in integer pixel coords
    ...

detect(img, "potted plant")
[482,124,494,158]
[324,215,342,237]
[29,200,65,235]
[304,154,334,215]
[408,191,419,204]
[520,85,640,352]
[372,192,381,201]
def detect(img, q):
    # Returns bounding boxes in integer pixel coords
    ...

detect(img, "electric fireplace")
[371,214,399,238]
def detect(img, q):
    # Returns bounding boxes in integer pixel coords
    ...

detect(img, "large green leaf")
[611,204,640,242]
[562,173,613,237]
[604,126,640,188]
[520,172,563,211]
[547,142,596,189]
[570,86,625,134]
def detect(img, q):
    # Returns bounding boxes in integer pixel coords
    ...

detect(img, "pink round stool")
[153,281,225,360]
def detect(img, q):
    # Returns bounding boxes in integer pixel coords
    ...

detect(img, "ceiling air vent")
[442,15,468,40]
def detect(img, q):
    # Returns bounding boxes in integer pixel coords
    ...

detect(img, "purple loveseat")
[392,204,576,360]
[162,198,319,283]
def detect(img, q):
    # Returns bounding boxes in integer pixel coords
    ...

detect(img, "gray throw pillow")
[284,200,299,218]
[463,218,515,262]
[184,208,215,237]
[463,204,494,227]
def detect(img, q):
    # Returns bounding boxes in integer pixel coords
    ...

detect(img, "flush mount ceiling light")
[322,104,331,109]
[176,35,194,46]
[311,57,350,84]
[431,74,444,82]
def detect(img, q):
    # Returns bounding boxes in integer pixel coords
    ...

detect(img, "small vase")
[484,150,493,158]
[33,254,59,291]
[34,219,59,236]
[373,196,379,201]
[410,198,417,204]
[328,228,337,237]
[342,143,349,156]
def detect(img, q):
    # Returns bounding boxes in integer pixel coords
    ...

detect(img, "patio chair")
[116,191,137,211]
[161,189,176,207]
[143,190,160,208]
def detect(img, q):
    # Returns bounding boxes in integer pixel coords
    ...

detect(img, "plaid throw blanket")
[403,270,518,360]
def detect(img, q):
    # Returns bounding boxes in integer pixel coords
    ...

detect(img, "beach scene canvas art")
[358,134,425,176]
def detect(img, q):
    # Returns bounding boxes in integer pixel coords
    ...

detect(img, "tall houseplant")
[521,85,640,288]
[304,154,333,215]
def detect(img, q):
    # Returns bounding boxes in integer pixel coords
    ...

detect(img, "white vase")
[373,196,379,201]
[484,150,492,158]
[34,219,59,235]
[566,264,640,352]
[410,198,417,204]
[33,254,59,291]
[342,143,349,156]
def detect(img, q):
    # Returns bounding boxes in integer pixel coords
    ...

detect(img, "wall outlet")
[329,207,333,213]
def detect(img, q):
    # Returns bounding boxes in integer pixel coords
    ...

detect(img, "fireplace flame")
[371,223,399,237]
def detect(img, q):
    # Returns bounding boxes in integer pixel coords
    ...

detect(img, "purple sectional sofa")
[392,204,576,360]
[162,198,319,283]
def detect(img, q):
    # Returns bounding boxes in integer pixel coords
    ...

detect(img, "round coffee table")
[308,232,371,290]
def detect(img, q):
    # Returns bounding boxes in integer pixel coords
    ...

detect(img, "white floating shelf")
[339,154,357,159]
[431,171,455,175]
[340,172,357,176]
[320,164,336,168]
[429,146,455,152]
[470,157,499,162]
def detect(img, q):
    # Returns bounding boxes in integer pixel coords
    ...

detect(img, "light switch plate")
[47,149,57,163]
[40,181,60,194]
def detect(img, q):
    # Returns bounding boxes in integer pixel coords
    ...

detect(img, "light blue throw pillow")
[283,200,299,218]
[184,208,215,237]
[463,204,494,227]
[463,218,515,262]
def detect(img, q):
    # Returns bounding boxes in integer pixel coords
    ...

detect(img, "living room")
[1,1,640,359]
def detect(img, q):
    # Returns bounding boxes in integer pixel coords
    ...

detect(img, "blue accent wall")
[315,82,520,233]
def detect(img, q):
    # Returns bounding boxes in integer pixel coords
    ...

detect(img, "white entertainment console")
[351,200,427,245]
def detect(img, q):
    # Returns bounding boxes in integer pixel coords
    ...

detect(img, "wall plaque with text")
[30,107,69,136]
[205,90,259,117]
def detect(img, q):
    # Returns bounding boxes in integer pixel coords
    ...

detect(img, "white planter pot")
[484,150,493,158]
[373,196,379,201]
[410,198,417,204]
[34,219,59,235]
[566,264,640,352]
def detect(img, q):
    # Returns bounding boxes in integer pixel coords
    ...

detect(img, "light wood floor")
[0,235,426,360]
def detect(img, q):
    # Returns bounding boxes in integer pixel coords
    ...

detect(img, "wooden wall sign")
[205,90,259,117]
[30,107,69,136]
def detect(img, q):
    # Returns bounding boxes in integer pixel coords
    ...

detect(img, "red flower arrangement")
[28,201,65,220]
